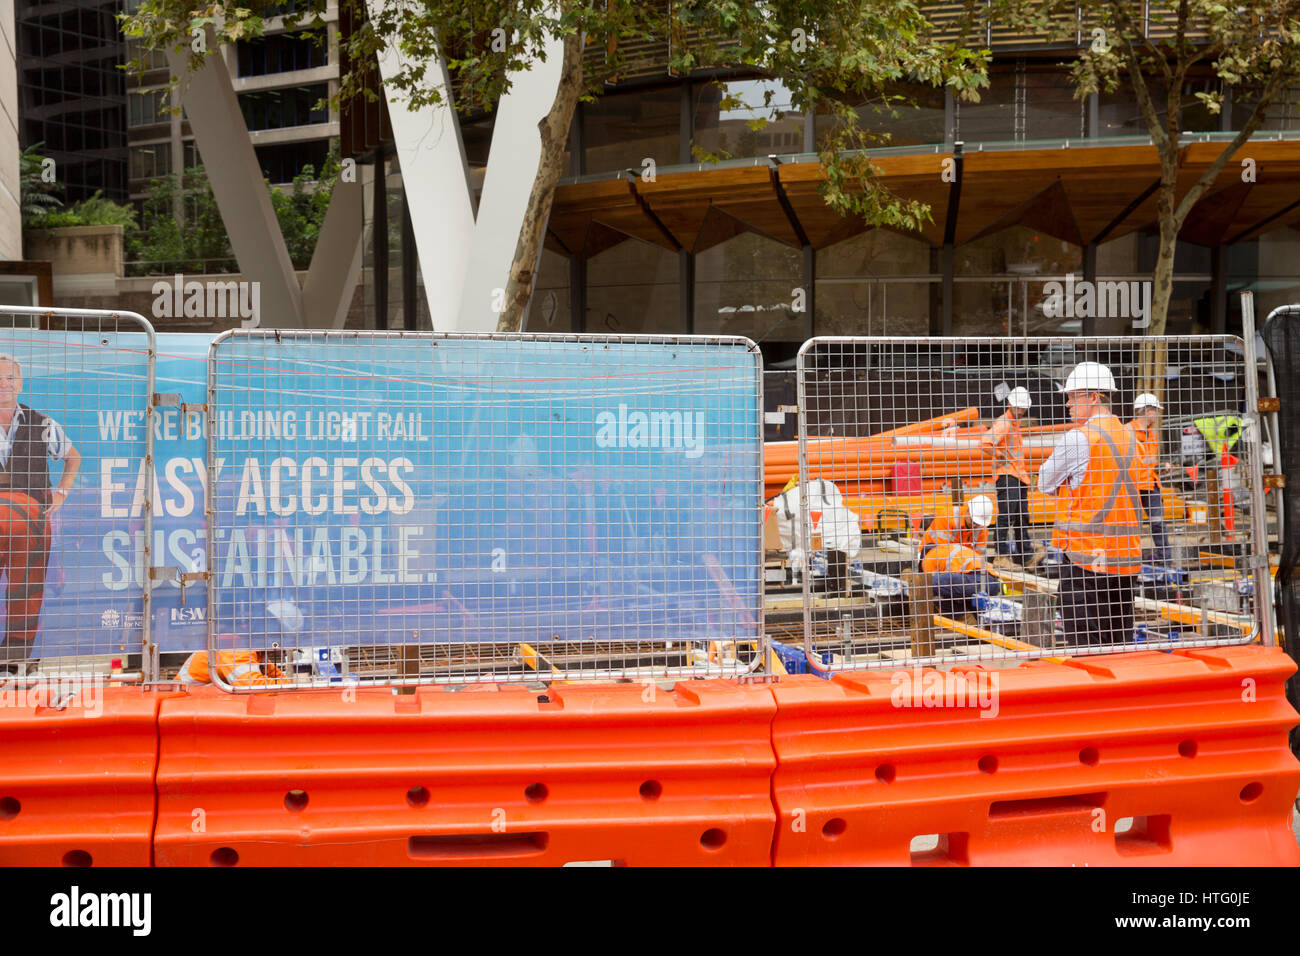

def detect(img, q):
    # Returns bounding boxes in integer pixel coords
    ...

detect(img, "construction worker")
[981,386,1033,563]
[921,543,999,617]
[920,494,993,562]
[177,649,289,687]
[1038,362,1143,647]
[1129,393,1171,566]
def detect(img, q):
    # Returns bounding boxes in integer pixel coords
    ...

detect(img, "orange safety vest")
[921,506,989,554]
[1052,415,1143,575]
[982,411,1030,485]
[178,650,289,687]
[922,543,986,575]
[1127,418,1159,492]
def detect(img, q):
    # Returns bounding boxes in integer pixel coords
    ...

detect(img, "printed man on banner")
[0,354,80,665]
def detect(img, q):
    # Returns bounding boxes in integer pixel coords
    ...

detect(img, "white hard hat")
[1063,361,1116,394]
[966,494,994,528]
[1007,386,1032,410]
[1135,392,1163,411]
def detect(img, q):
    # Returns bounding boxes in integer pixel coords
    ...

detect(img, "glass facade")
[692,79,804,160]
[17,0,128,202]
[587,241,681,334]
[237,29,329,78]
[583,85,681,172]
[815,82,946,149]
[127,88,168,128]
[254,138,332,184]
[695,233,803,340]
[816,230,932,336]
[351,55,1297,344]
[129,142,170,180]
[238,84,330,132]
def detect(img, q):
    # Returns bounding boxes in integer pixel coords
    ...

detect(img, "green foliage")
[129,165,235,273]
[269,143,341,269]
[29,191,138,230]
[122,1,991,235]
[126,147,339,274]
[19,143,63,223]
[989,0,1300,333]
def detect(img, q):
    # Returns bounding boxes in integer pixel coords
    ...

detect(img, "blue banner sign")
[2,331,762,656]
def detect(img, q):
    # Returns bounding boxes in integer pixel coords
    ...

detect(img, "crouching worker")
[920,495,994,562]
[177,649,289,687]
[921,543,1000,618]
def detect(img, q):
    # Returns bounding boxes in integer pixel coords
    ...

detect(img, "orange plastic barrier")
[769,645,1300,866]
[0,685,173,866]
[155,680,776,866]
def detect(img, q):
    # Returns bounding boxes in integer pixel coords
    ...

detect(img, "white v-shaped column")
[166,40,362,329]
[368,2,564,332]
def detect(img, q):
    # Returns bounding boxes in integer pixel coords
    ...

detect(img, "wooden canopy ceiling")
[545,140,1300,258]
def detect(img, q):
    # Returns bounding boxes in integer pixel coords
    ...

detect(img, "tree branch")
[1172,68,1292,227]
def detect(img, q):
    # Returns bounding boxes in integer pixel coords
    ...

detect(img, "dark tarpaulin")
[1262,307,1300,754]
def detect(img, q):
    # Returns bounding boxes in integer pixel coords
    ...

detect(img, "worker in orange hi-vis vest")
[1038,362,1143,648]
[920,494,993,561]
[981,386,1033,563]
[0,354,81,667]
[1129,393,1171,566]
[921,543,999,617]
[177,649,290,688]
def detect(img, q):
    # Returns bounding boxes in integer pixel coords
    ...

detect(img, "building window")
[238,83,330,131]
[583,87,681,173]
[816,229,933,336]
[588,240,681,333]
[128,88,168,127]
[527,249,572,332]
[129,143,171,180]
[254,138,332,183]
[126,37,167,71]
[815,82,947,149]
[692,79,804,160]
[695,232,802,340]
[237,30,329,78]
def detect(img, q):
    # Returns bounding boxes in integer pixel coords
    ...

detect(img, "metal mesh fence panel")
[791,335,1264,672]
[206,331,764,689]
[0,308,156,686]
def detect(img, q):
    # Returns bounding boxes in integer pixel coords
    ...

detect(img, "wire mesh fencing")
[0,308,156,687]
[206,331,764,689]
[788,335,1266,672]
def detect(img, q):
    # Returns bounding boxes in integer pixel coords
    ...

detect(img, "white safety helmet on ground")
[1134,392,1163,412]
[1007,386,1032,410]
[1062,361,1116,394]
[966,494,995,528]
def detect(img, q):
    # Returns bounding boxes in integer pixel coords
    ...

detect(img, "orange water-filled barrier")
[769,645,1300,866]
[0,686,175,867]
[154,680,777,866]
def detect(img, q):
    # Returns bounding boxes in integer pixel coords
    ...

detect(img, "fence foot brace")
[770,645,1300,866]
[155,681,776,866]
[0,685,176,866]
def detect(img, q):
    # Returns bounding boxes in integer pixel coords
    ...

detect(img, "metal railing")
[0,307,157,686]
[791,334,1265,672]
[205,330,765,689]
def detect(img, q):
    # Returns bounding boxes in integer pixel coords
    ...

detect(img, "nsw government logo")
[100,609,121,629]
[595,404,706,459]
